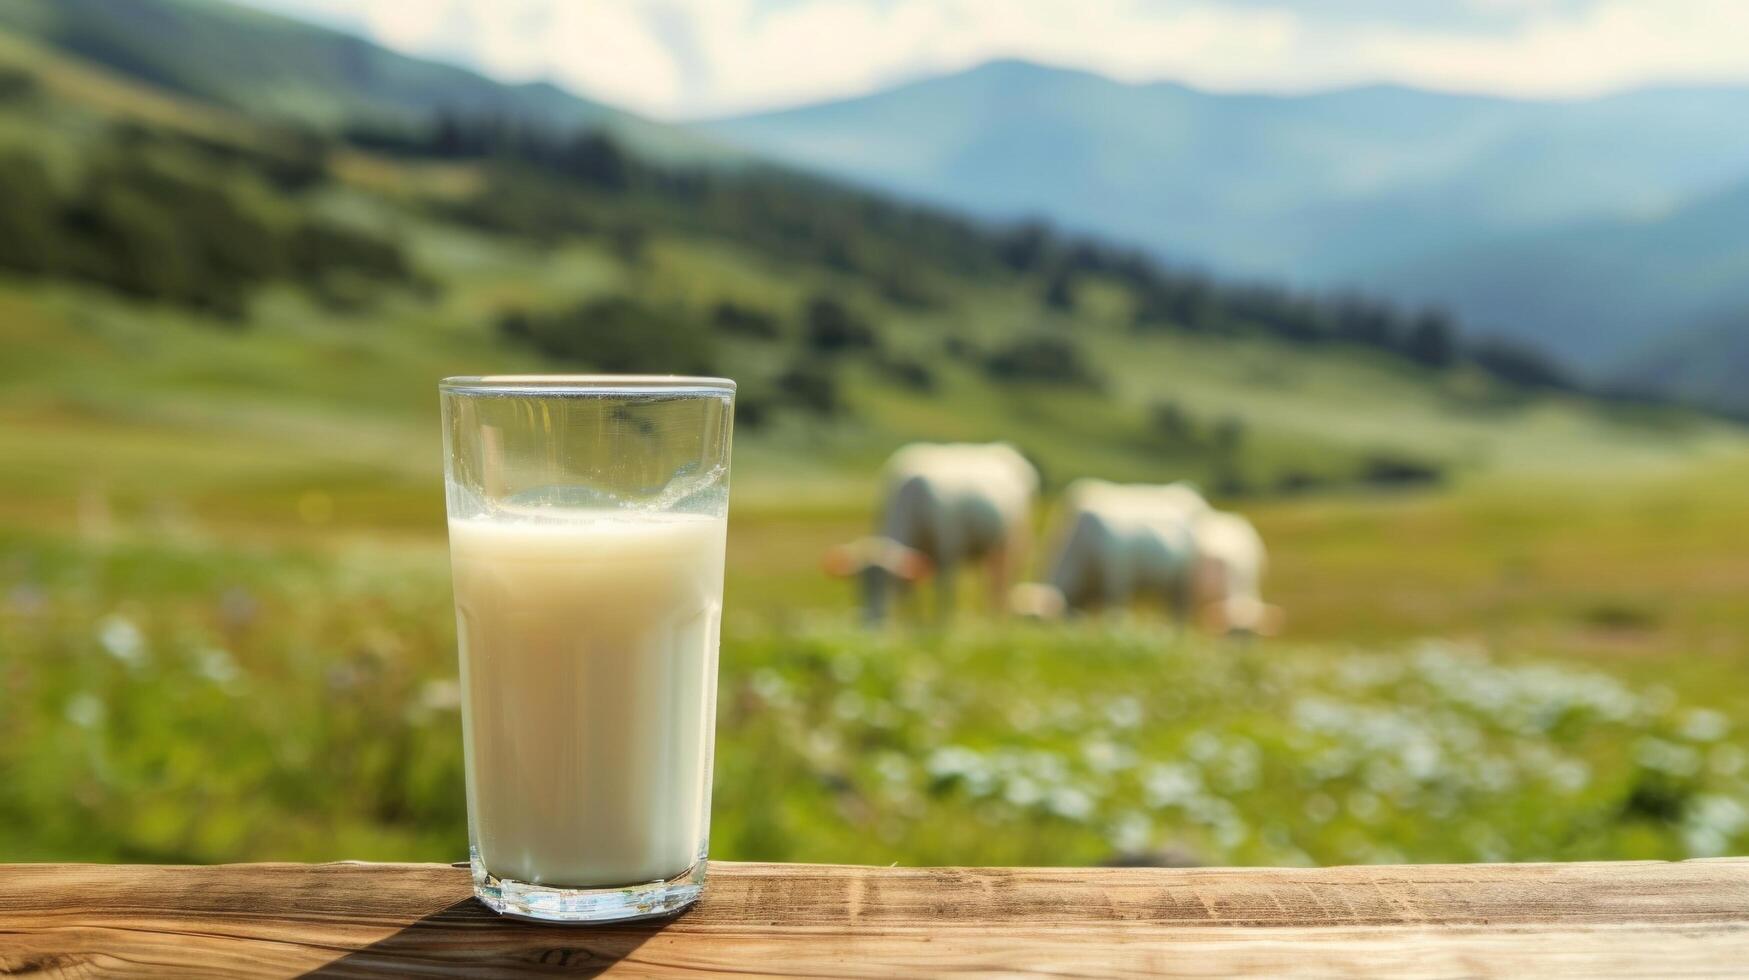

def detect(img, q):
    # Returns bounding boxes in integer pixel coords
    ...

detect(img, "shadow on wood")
[304,897,676,978]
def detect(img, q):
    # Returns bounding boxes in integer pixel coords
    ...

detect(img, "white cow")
[1014,481,1280,634]
[1190,509,1280,635]
[825,442,1038,624]
[1019,480,1209,619]
[1059,479,1211,529]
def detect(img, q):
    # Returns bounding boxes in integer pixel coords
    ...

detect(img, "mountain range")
[703,60,1749,388]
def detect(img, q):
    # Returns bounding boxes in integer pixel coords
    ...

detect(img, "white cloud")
[233,0,1749,118]
[1352,0,1749,98]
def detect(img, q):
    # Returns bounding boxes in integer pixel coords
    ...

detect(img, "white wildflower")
[1004,775,1043,807]
[1109,811,1152,853]
[1047,786,1095,822]
[65,692,105,728]
[1679,709,1730,743]
[97,615,146,667]
[832,690,865,723]
[1104,696,1142,729]
[1143,762,1203,808]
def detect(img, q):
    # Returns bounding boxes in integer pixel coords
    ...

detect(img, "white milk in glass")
[448,510,726,887]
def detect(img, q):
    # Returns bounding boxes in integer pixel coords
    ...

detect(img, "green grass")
[3,164,1747,867]
[6,448,1749,867]
[3,29,1749,869]
[7,523,1749,867]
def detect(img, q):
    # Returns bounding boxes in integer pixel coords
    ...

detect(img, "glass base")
[471,855,707,924]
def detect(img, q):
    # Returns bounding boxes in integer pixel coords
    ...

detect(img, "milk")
[447,511,727,887]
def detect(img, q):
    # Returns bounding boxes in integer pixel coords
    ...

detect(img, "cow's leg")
[875,475,934,626]
[1050,513,1108,615]
[993,518,1031,616]
[1103,559,1132,614]
[924,497,959,624]
[1169,569,1193,629]
[984,546,1011,614]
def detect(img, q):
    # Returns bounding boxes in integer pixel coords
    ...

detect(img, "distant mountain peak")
[960,57,1103,81]
[704,60,1749,387]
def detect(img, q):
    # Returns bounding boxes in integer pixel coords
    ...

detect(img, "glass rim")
[440,374,736,397]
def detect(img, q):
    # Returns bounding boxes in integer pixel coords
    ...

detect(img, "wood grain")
[3,859,1747,977]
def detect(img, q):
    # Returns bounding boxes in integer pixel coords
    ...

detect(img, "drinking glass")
[440,375,734,922]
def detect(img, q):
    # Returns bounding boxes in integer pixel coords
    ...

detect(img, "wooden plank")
[2,859,1747,977]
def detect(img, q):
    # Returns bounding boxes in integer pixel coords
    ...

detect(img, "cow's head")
[823,537,933,624]
[1199,595,1285,637]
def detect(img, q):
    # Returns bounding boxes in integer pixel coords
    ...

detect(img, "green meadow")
[3,23,1749,868]
[7,255,1748,867]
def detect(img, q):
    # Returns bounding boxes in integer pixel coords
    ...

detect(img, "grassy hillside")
[3,16,1749,870]
[19,0,1749,411]
[0,10,1739,627]
[0,13,1657,504]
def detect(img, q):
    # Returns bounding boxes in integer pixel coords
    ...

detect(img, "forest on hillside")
[0,53,1578,410]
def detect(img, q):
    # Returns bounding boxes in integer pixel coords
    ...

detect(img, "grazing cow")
[1013,481,1280,634]
[825,442,1038,624]
[1059,479,1210,529]
[1017,480,1209,620]
[1189,509,1281,636]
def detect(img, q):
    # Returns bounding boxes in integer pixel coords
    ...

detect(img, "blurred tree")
[1358,452,1445,487]
[1331,293,1401,348]
[982,336,1101,387]
[559,132,631,190]
[1406,310,1458,369]
[875,262,939,309]
[0,154,60,273]
[879,354,936,392]
[449,167,594,241]
[1275,469,1327,495]
[71,177,202,305]
[503,296,717,375]
[712,301,782,340]
[1210,414,1247,456]
[290,221,409,284]
[1043,268,1076,311]
[943,336,976,360]
[0,126,408,317]
[1470,336,1571,389]
[610,223,648,266]
[733,389,773,429]
[778,358,844,415]
[995,221,1055,271]
[802,296,877,353]
[432,110,468,158]
[0,67,39,101]
[495,309,533,343]
[1148,400,1199,446]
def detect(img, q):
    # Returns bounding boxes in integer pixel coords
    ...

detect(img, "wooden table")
[3,859,1747,977]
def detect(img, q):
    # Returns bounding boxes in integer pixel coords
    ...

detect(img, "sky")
[233,0,1749,119]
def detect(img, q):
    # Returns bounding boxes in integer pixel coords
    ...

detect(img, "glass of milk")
[440,375,734,923]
